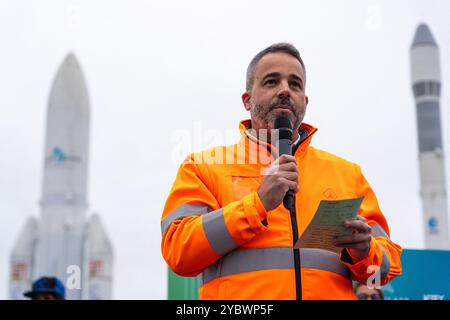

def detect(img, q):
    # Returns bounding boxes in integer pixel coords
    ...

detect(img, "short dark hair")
[353,282,385,300]
[246,42,306,91]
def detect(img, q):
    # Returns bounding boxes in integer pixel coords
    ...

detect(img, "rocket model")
[410,24,450,249]
[9,53,113,299]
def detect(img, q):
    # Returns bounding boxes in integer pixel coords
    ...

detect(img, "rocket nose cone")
[412,23,438,48]
[48,52,89,111]
[63,52,79,68]
[56,52,84,82]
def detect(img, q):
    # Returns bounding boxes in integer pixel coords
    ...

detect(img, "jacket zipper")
[246,126,309,300]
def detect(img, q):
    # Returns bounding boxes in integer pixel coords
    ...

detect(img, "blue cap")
[24,277,66,299]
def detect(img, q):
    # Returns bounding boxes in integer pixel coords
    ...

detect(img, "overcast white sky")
[1,0,450,299]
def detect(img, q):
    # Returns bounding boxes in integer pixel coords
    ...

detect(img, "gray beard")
[250,98,305,130]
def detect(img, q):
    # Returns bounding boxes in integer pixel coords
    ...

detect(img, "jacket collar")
[238,119,318,159]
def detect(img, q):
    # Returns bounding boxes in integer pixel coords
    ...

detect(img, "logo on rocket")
[46,147,81,165]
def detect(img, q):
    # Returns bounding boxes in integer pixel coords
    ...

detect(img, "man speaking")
[160,43,402,300]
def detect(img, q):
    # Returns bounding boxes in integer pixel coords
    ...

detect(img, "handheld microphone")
[274,117,295,210]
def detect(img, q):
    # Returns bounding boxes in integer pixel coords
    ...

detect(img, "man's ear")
[242,92,251,111]
[305,95,309,107]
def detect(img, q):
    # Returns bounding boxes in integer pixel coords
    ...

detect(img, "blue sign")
[383,249,450,300]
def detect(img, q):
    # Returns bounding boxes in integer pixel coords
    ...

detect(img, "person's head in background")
[354,283,384,300]
[24,276,66,300]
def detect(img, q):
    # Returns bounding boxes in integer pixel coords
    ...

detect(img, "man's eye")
[291,82,302,89]
[264,79,277,85]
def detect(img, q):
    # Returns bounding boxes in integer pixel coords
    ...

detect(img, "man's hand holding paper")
[332,215,372,260]
[295,197,370,255]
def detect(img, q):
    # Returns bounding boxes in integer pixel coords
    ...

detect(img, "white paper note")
[295,197,364,254]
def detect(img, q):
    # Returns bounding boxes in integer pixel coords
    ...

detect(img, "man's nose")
[277,80,291,98]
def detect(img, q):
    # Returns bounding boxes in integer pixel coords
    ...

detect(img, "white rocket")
[8,53,113,299]
[410,24,450,249]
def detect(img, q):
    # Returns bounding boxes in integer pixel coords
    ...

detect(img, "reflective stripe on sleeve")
[380,245,391,280]
[371,224,390,240]
[202,209,238,256]
[161,203,212,235]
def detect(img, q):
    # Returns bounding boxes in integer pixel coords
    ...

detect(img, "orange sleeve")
[340,165,403,285]
[161,155,268,277]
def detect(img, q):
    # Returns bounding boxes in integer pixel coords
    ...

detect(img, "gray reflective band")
[161,203,212,235]
[301,248,352,280]
[202,247,293,285]
[202,209,238,257]
[368,225,391,279]
[371,224,390,240]
[380,246,390,280]
[202,247,351,285]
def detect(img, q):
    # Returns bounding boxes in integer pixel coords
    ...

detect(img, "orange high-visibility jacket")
[161,120,402,300]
